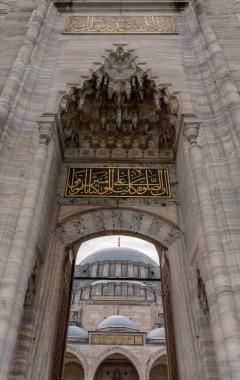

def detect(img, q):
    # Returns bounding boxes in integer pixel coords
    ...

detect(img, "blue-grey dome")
[68,326,88,339]
[97,315,139,331]
[146,327,165,341]
[79,247,157,266]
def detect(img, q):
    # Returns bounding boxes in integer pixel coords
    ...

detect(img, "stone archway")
[63,362,84,380]
[1,1,240,378]
[54,207,181,380]
[89,347,144,380]
[54,207,181,250]
[149,362,168,380]
[65,346,89,377]
[51,45,184,380]
[39,42,195,380]
[145,350,167,380]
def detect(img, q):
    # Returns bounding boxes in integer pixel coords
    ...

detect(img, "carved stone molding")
[92,211,105,231]
[183,123,200,144]
[73,217,86,237]
[55,1,189,13]
[59,47,181,162]
[147,217,163,239]
[130,212,143,233]
[64,16,178,35]
[112,210,123,230]
[162,227,182,246]
[53,208,181,248]
[37,116,55,145]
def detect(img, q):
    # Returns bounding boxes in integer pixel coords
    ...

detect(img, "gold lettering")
[65,167,172,198]
[91,334,144,345]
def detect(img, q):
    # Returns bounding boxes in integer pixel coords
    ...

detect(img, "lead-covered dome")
[79,247,157,266]
[97,315,139,331]
[68,326,89,342]
[146,327,165,343]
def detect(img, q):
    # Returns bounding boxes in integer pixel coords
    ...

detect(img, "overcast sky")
[76,235,159,264]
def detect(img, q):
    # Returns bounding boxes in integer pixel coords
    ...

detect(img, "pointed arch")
[89,346,144,380]
[54,207,182,249]
[65,346,89,376]
[145,349,167,380]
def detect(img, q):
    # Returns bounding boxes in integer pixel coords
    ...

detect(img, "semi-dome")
[146,327,165,342]
[68,325,88,340]
[79,247,158,266]
[96,315,139,331]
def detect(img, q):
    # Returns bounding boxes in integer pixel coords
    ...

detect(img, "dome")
[97,315,139,331]
[79,247,158,266]
[91,280,147,287]
[146,327,165,341]
[68,326,88,340]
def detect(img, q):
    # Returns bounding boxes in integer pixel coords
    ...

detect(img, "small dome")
[68,326,88,340]
[97,315,139,331]
[79,247,158,265]
[146,327,165,341]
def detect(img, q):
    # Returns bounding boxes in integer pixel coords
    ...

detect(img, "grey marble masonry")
[0,1,240,379]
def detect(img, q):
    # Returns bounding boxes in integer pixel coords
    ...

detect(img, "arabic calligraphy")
[65,167,171,198]
[64,16,177,35]
[91,334,144,345]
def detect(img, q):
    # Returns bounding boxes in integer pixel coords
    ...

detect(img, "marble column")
[0,121,53,380]
[183,124,240,379]
[0,0,49,130]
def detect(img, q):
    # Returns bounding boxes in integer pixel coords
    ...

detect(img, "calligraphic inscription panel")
[91,334,143,345]
[64,16,177,35]
[65,167,171,198]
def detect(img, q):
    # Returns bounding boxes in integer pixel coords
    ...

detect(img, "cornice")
[54,1,189,12]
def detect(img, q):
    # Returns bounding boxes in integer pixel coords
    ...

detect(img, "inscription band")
[64,16,177,35]
[91,334,144,345]
[65,167,171,198]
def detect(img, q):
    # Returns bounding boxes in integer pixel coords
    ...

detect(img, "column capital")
[183,123,201,144]
[37,115,55,145]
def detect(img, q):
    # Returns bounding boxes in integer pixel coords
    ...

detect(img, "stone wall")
[81,302,157,332]
[205,0,240,90]
[0,0,37,93]
[0,1,240,379]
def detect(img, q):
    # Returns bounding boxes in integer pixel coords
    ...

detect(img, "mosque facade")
[0,0,240,379]
[63,247,167,380]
